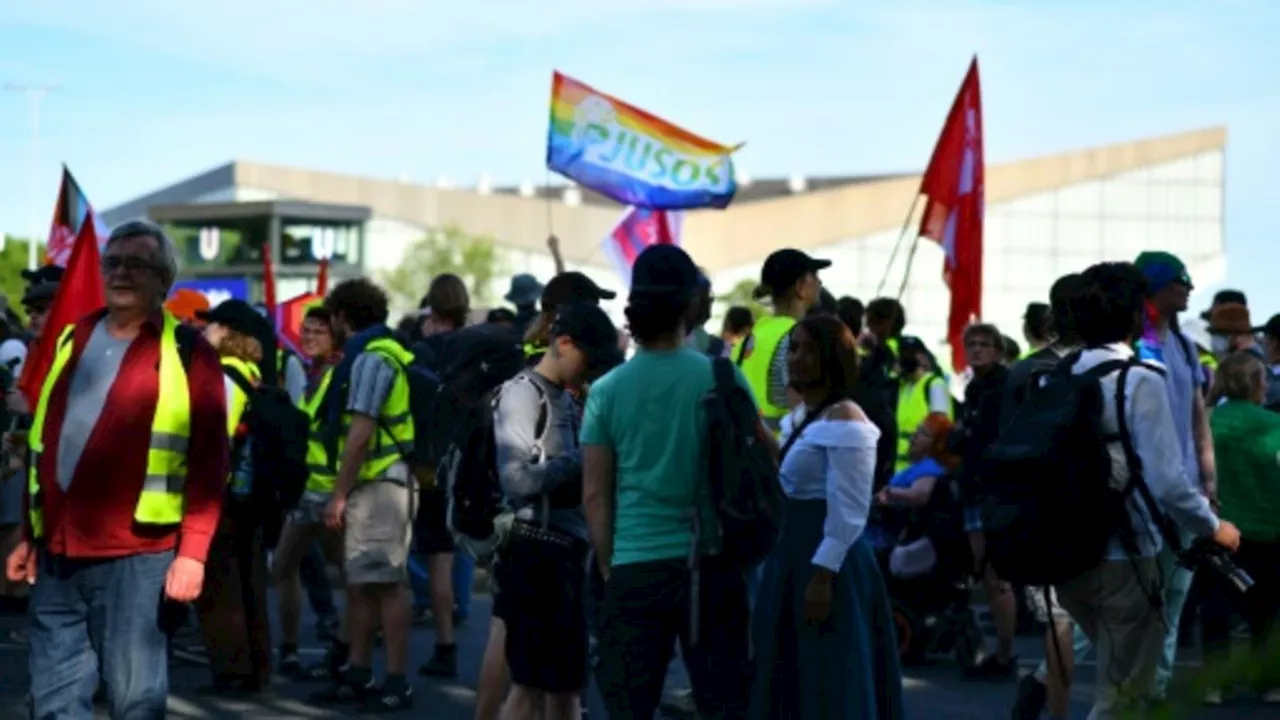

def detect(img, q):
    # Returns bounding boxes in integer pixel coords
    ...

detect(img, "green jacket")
[1210,399,1280,542]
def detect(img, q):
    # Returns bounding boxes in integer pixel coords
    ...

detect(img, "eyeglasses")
[965,340,995,349]
[101,255,158,274]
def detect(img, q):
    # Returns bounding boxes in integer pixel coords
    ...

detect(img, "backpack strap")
[733,334,752,368]
[778,399,837,464]
[713,355,738,392]
[1110,360,1182,559]
[222,365,256,399]
[509,373,552,460]
[174,323,197,372]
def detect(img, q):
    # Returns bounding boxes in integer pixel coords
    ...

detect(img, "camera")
[1180,537,1253,594]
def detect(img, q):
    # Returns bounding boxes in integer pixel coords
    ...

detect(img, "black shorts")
[495,531,588,693]
[413,486,456,555]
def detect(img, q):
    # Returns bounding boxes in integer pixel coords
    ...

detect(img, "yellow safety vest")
[338,338,416,482]
[523,343,545,361]
[895,373,951,472]
[28,312,191,537]
[731,315,797,421]
[885,336,901,380]
[301,367,336,493]
[220,356,260,437]
[1199,351,1218,373]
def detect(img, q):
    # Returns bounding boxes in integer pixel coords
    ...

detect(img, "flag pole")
[895,234,922,300]
[873,192,922,298]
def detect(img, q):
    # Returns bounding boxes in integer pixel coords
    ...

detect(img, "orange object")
[165,288,211,322]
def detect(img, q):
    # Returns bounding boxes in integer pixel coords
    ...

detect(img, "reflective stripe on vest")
[894,374,950,472]
[28,312,191,537]
[220,356,260,437]
[339,338,416,482]
[302,367,336,493]
[731,315,796,420]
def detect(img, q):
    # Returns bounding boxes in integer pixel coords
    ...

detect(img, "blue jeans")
[299,541,337,621]
[1155,545,1195,697]
[29,549,174,720]
[408,552,474,619]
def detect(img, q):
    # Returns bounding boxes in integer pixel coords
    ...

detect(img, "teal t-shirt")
[581,347,756,567]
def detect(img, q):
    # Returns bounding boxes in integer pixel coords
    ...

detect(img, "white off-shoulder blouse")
[778,406,881,572]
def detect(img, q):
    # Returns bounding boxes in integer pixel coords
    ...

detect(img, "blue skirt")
[749,498,906,720]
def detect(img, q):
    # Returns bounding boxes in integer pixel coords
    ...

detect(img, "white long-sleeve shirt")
[1072,343,1219,558]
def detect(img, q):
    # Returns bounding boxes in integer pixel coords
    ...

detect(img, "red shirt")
[33,310,229,561]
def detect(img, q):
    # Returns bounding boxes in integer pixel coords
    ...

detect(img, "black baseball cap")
[1260,313,1280,339]
[197,299,272,338]
[630,245,701,296]
[754,249,831,300]
[541,271,616,311]
[1201,289,1248,321]
[551,302,624,373]
[22,281,59,306]
[21,265,64,286]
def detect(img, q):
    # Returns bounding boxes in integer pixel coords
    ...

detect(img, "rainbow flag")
[547,71,740,210]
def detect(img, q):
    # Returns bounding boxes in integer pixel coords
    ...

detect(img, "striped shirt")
[764,335,791,431]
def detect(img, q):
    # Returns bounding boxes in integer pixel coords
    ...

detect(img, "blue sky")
[0,0,1276,312]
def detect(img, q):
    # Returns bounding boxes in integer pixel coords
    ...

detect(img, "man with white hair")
[5,220,230,718]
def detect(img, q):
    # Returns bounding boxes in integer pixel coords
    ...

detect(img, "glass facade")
[280,220,362,266]
[165,217,270,270]
[713,150,1226,363]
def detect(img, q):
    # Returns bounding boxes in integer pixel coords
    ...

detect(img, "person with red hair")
[875,412,958,509]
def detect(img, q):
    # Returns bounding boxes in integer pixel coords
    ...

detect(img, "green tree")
[718,278,770,323]
[378,225,505,310]
[0,237,33,324]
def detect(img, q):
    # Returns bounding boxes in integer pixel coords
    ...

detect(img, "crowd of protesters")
[0,219,1276,720]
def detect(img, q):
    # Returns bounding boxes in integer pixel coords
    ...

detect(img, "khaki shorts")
[344,479,415,586]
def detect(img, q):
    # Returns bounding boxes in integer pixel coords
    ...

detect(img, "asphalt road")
[0,594,1275,719]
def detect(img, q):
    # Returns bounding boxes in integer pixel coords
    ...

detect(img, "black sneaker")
[278,650,302,677]
[297,643,349,683]
[312,678,379,704]
[359,685,413,713]
[417,646,458,679]
[963,654,1018,682]
[315,616,339,643]
[1010,673,1047,719]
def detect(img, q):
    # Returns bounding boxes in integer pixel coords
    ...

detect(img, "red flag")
[18,211,106,404]
[918,57,984,371]
[316,258,330,296]
[261,242,278,313]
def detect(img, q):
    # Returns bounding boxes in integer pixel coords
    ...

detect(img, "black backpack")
[704,356,784,568]
[979,354,1143,586]
[223,367,310,545]
[442,375,550,564]
[422,325,526,464]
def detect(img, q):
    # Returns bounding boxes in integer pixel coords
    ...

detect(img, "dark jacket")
[951,364,1009,505]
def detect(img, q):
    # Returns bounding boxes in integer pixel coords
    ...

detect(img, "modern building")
[103,126,1226,359]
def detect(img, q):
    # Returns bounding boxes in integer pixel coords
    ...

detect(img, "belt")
[509,522,582,550]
